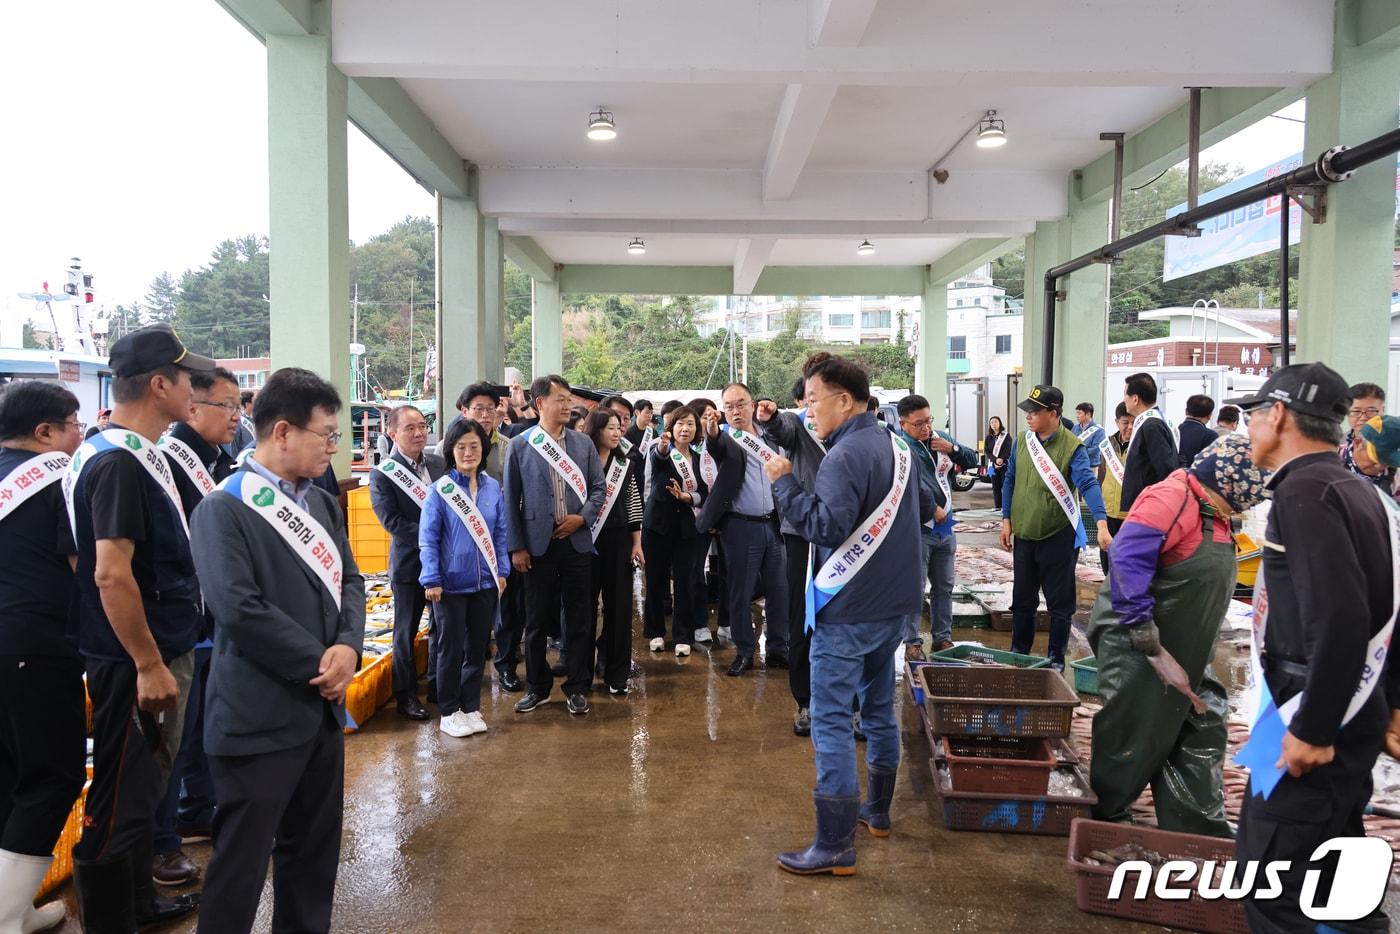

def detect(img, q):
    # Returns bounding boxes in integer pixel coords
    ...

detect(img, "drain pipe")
[1279,198,1291,368]
[1100,132,1126,243]
[1187,88,1203,211]
[1039,127,1399,384]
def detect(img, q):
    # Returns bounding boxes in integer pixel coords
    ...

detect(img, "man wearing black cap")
[1229,363,1398,933]
[998,385,1111,670]
[66,324,213,929]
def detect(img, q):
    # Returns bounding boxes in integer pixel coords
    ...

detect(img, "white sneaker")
[439,712,471,738]
[694,627,713,643]
[649,637,665,652]
[675,644,691,657]
[463,711,488,735]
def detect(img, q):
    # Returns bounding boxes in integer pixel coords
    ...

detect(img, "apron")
[1087,480,1235,836]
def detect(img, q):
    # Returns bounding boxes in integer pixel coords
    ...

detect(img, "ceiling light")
[627,238,646,255]
[856,240,875,256]
[976,109,1007,148]
[587,107,617,141]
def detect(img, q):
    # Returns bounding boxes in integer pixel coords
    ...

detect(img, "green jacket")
[1009,428,1084,541]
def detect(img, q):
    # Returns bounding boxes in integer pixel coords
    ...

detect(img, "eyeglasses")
[295,425,343,448]
[721,400,752,412]
[903,417,933,430]
[194,400,240,414]
[1348,406,1384,419]
[466,404,496,416]
[48,419,85,433]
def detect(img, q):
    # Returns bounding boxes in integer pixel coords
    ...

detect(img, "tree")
[173,238,270,358]
[143,272,179,325]
[21,322,41,349]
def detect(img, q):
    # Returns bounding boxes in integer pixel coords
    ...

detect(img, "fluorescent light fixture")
[587,107,617,141]
[856,240,875,256]
[627,238,646,255]
[976,110,1007,148]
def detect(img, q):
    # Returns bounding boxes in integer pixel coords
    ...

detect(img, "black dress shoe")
[766,651,790,669]
[397,697,429,721]
[726,654,753,677]
[497,670,524,693]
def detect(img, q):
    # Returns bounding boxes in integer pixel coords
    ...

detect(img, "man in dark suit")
[189,368,365,934]
[1120,372,1179,512]
[503,375,606,716]
[1176,394,1217,468]
[369,404,446,720]
[696,382,789,677]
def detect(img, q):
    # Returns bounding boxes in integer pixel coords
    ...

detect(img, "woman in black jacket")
[583,409,644,695]
[642,405,708,657]
[984,415,1009,510]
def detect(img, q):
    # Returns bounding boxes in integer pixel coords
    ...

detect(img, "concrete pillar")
[915,270,948,418]
[1058,194,1110,415]
[439,195,485,404]
[1021,219,1068,391]
[482,218,504,381]
[1296,24,1400,382]
[532,277,562,377]
[267,33,350,472]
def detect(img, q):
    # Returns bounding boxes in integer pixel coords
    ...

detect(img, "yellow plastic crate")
[344,652,392,734]
[346,486,391,575]
[37,781,88,899]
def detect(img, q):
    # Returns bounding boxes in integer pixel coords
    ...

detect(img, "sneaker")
[439,711,472,737]
[152,850,201,886]
[694,627,713,644]
[514,692,548,713]
[675,644,691,657]
[649,637,665,652]
[608,683,629,696]
[463,710,488,735]
[794,707,811,737]
[566,693,590,716]
[716,626,733,645]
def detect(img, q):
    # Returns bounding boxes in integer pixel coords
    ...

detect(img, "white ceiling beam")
[332,0,1333,88]
[497,218,1035,238]
[809,0,881,47]
[733,238,778,294]
[479,168,1066,224]
[763,84,838,201]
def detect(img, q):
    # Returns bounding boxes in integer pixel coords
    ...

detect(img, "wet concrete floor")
[47,486,1361,932]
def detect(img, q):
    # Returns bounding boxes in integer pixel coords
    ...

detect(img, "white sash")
[800,410,826,451]
[929,450,952,529]
[617,435,633,456]
[1100,437,1126,485]
[641,426,655,448]
[157,434,217,499]
[64,429,189,540]
[1126,407,1178,461]
[525,427,589,503]
[0,452,69,523]
[669,448,698,493]
[1024,431,1080,531]
[378,457,431,510]
[808,432,913,623]
[726,426,778,465]
[433,475,500,581]
[591,456,630,542]
[234,446,253,467]
[697,443,719,488]
[220,470,343,609]
[1246,487,1400,730]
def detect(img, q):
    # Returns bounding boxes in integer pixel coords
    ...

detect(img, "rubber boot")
[130,836,199,927]
[857,767,898,838]
[0,849,65,934]
[777,793,858,876]
[73,854,137,934]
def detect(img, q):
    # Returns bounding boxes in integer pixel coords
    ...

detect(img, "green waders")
[1087,493,1234,838]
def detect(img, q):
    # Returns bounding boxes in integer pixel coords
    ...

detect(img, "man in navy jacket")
[766,355,934,877]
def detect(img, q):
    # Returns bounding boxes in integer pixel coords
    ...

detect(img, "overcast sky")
[0,0,1304,340]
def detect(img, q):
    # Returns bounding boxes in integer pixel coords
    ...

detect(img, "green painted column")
[482,217,504,381]
[1022,219,1069,391]
[1058,195,1110,413]
[532,277,562,377]
[915,270,948,417]
[439,195,484,404]
[267,33,350,472]
[1297,17,1400,382]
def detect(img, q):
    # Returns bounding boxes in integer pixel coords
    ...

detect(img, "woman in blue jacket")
[420,418,509,738]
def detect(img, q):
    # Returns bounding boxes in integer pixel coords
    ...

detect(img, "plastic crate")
[920,665,1078,738]
[931,644,1050,669]
[37,780,88,898]
[942,735,1055,796]
[414,628,429,676]
[987,609,1051,632]
[930,759,1095,835]
[1070,655,1099,694]
[346,486,391,575]
[1066,818,1247,934]
[344,652,392,733]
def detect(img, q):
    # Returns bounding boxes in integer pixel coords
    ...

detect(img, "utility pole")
[407,280,416,397]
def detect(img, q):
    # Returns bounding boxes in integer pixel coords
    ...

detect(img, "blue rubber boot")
[857,766,897,837]
[777,792,858,876]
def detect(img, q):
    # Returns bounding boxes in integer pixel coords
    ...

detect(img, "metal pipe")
[1279,197,1291,368]
[1187,88,1202,210]
[1039,126,1400,384]
[1100,132,1125,242]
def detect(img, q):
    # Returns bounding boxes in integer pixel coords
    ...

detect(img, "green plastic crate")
[1070,655,1099,694]
[930,644,1050,669]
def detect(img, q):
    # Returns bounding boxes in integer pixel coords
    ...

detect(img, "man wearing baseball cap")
[1228,363,1397,932]
[67,325,213,927]
[998,384,1111,670]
